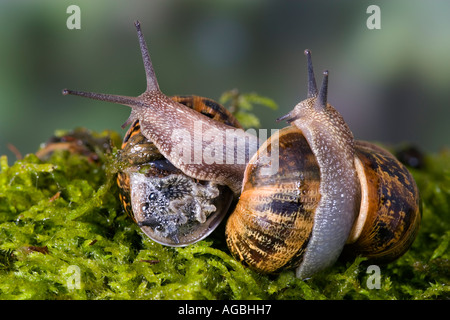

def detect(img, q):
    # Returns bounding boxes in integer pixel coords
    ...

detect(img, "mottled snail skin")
[118,95,241,168]
[63,21,256,196]
[280,69,361,279]
[116,96,240,246]
[225,50,420,279]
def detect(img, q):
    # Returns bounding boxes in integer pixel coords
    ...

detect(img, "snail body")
[63,21,421,279]
[63,21,256,196]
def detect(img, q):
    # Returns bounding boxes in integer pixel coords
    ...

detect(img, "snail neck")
[290,101,360,279]
[135,97,258,195]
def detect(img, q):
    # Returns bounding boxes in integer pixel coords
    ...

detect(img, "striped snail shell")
[225,50,421,279]
[116,96,241,246]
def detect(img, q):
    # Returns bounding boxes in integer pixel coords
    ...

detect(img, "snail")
[63,21,421,279]
[225,51,421,278]
[63,21,257,246]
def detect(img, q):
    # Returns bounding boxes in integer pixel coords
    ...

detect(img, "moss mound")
[0,128,448,300]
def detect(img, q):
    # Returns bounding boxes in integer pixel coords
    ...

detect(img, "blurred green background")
[1,0,449,163]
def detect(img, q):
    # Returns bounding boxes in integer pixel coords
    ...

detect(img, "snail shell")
[117,96,242,246]
[345,141,421,262]
[226,126,322,273]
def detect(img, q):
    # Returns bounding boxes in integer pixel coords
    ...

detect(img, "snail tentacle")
[134,20,160,92]
[304,49,318,98]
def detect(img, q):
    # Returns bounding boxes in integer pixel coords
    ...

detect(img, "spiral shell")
[226,126,321,273]
[345,141,421,262]
[117,96,242,246]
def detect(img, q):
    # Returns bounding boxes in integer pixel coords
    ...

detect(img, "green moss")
[0,127,449,300]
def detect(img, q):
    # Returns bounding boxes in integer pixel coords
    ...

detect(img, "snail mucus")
[63,21,421,279]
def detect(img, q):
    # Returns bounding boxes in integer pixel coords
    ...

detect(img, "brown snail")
[225,51,421,278]
[63,21,256,246]
[63,21,421,279]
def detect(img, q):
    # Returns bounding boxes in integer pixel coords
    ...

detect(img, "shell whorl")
[345,141,421,262]
[225,126,321,273]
